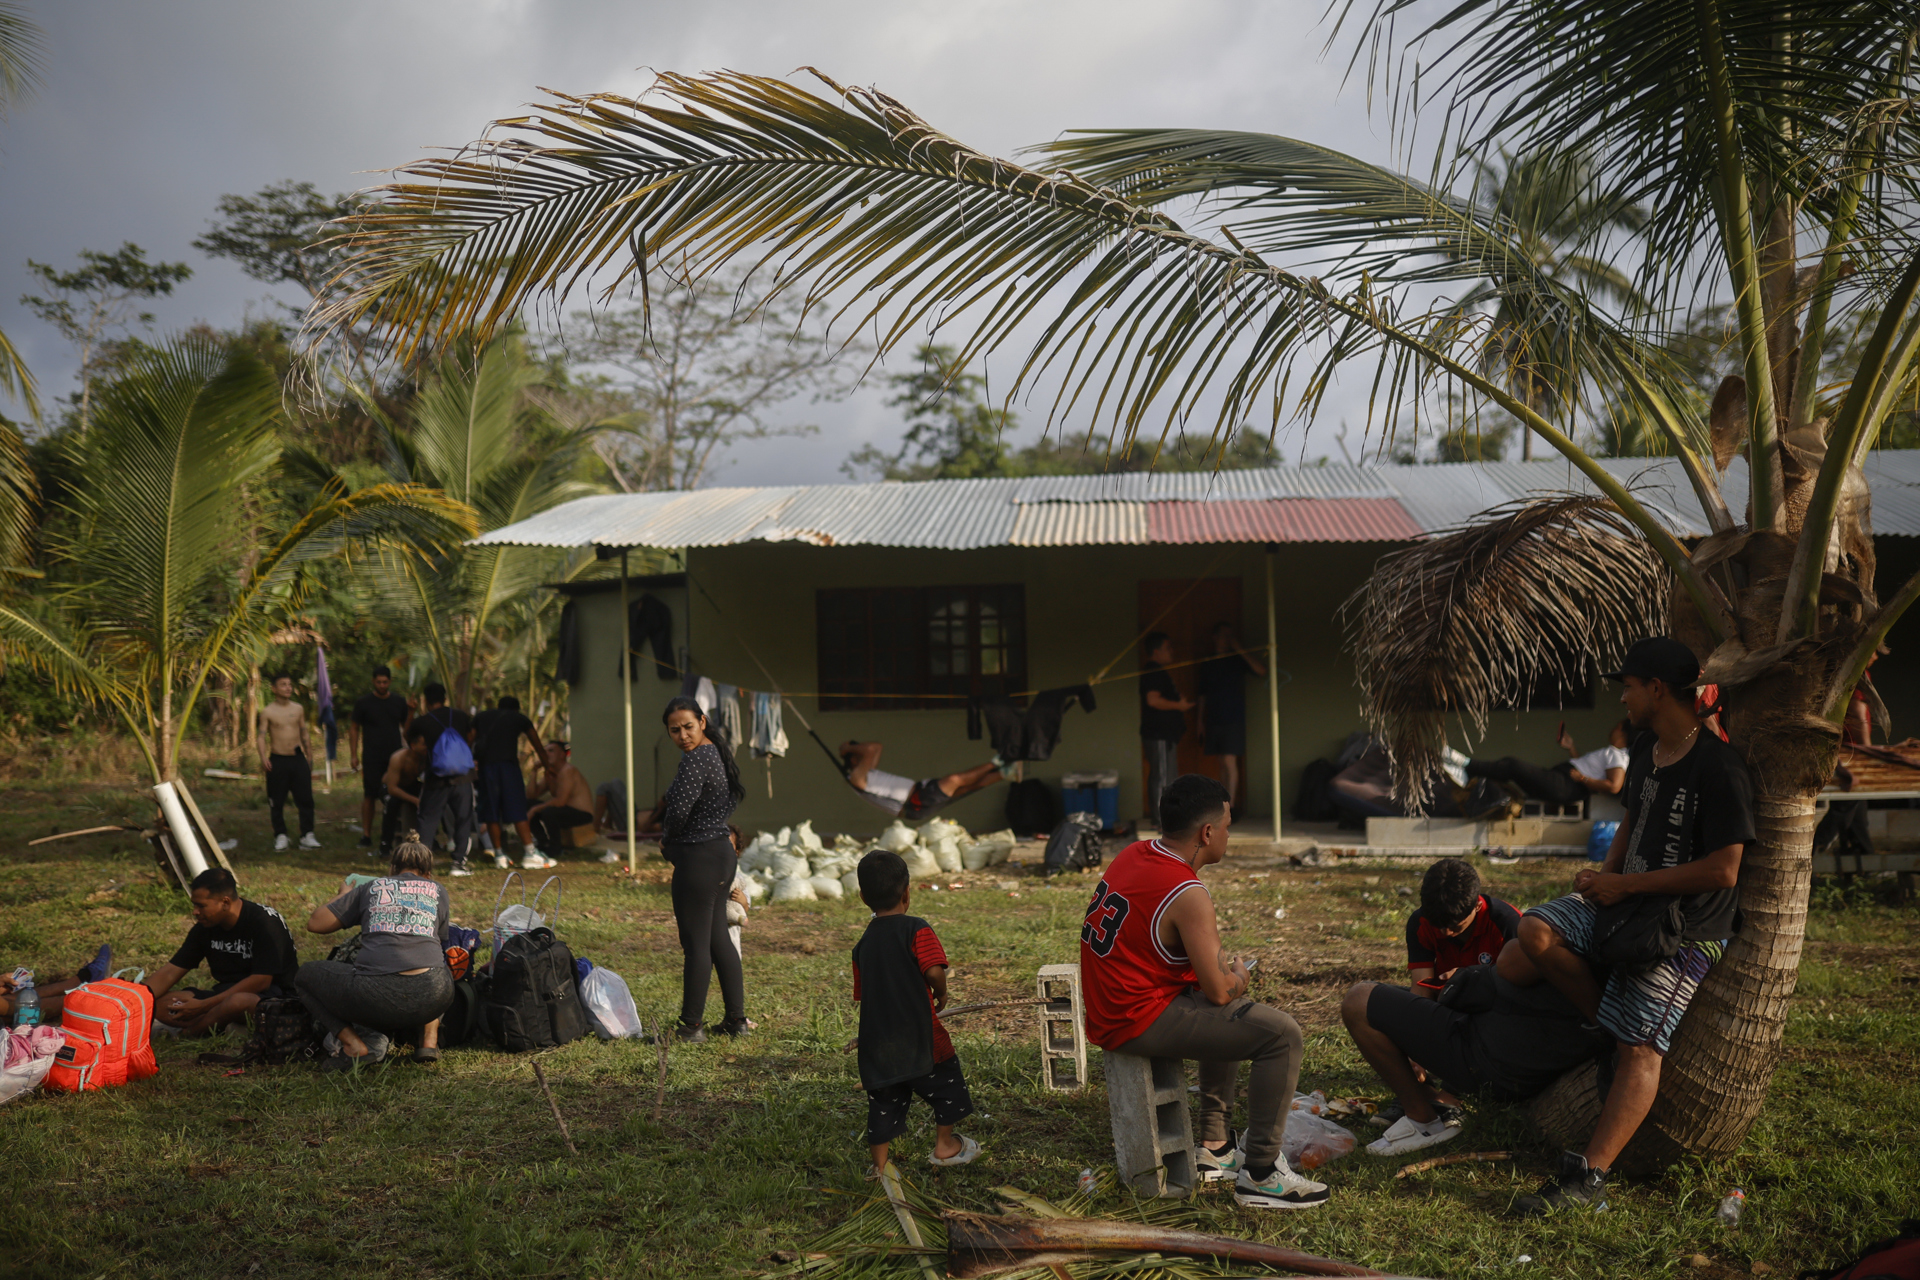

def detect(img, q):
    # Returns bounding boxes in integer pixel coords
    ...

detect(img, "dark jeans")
[531,805,595,855]
[1144,738,1180,828]
[1465,757,1585,807]
[295,960,454,1040]
[1114,989,1305,1170]
[266,752,315,837]
[417,777,475,866]
[666,836,745,1028]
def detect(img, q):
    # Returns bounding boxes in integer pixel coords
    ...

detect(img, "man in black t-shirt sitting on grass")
[1500,638,1755,1216]
[145,869,301,1036]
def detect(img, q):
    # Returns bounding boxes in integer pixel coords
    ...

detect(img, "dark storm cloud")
[0,0,1393,480]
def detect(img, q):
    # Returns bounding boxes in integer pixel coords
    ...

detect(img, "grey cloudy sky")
[0,0,1414,482]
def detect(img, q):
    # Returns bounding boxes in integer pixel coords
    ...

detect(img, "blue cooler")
[1587,820,1619,862]
[1062,770,1120,831]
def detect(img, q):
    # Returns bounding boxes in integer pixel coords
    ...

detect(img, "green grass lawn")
[2,776,1914,1279]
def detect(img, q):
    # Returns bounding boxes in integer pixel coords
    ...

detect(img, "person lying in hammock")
[840,740,1009,820]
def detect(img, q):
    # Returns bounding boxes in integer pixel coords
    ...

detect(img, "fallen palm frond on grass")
[770,1169,1400,1279]
[1343,494,1668,811]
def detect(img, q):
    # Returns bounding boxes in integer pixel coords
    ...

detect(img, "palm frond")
[314,71,1722,624]
[1343,494,1670,810]
[0,0,45,117]
[0,417,34,576]
[0,325,39,424]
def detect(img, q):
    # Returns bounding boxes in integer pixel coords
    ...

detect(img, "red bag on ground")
[45,976,156,1093]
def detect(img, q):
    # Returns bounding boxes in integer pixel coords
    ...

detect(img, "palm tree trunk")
[1531,772,1819,1172]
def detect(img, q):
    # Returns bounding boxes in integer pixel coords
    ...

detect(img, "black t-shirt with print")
[352,693,412,768]
[168,899,300,989]
[1139,663,1187,742]
[1620,730,1755,940]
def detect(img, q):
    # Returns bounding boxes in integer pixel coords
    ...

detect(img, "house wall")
[559,536,1920,840]
[559,540,1628,837]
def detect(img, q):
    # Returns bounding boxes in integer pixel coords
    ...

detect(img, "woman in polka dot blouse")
[649,696,749,1041]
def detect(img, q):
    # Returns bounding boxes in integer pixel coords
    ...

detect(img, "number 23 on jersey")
[1081,880,1131,956]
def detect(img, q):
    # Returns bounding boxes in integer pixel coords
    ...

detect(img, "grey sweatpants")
[417,777,474,866]
[1113,989,1305,1169]
[295,960,454,1039]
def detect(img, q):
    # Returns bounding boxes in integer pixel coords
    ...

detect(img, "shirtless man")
[527,742,594,865]
[379,728,432,859]
[259,675,319,852]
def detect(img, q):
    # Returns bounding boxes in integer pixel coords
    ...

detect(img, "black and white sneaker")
[1233,1157,1330,1209]
[1514,1150,1609,1216]
[1196,1131,1244,1182]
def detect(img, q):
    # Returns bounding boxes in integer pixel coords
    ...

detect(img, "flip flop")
[413,1045,441,1064]
[928,1135,980,1167]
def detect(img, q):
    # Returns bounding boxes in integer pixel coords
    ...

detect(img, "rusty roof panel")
[1148,498,1424,543]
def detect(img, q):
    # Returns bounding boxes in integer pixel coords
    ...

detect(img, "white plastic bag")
[902,846,941,880]
[769,850,812,880]
[931,836,963,874]
[808,874,845,900]
[0,1029,58,1105]
[840,869,861,900]
[878,821,917,852]
[918,816,968,846]
[771,876,818,902]
[1281,1107,1357,1170]
[578,967,643,1040]
[792,820,824,850]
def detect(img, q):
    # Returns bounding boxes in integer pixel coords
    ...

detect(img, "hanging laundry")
[695,676,717,715]
[966,684,1097,762]
[751,691,788,759]
[622,594,674,682]
[711,683,744,754]
[555,601,581,687]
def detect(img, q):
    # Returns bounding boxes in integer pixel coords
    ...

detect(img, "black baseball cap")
[1602,637,1699,689]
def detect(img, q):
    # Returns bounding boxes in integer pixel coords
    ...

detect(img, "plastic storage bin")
[1062,770,1121,831]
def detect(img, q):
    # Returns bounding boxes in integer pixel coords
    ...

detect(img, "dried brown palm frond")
[1342,494,1669,812]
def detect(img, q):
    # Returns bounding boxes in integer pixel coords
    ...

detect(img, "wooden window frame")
[816,584,1027,711]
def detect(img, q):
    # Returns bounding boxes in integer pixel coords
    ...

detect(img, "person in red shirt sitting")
[1079,774,1329,1210]
[1407,858,1522,998]
[851,850,979,1173]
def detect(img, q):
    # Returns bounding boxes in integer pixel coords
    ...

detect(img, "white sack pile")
[736,817,1017,905]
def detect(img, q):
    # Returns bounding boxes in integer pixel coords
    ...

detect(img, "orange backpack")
[46,973,157,1093]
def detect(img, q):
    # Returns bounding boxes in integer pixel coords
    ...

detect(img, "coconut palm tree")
[0,336,472,781]
[359,331,609,707]
[310,5,1918,1167]
[0,0,45,574]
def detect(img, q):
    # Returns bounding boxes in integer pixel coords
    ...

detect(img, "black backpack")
[438,974,487,1049]
[1292,758,1341,822]
[1043,812,1104,875]
[1005,778,1058,838]
[199,996,324,1068]
[483,926,587,1052]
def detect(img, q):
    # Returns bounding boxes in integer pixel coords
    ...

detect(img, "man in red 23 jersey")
[1079,774,1330,1210]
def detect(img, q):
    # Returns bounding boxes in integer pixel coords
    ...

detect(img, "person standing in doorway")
[259,674,320,852]
[653,696,749,1042]
[1196,623,1267,812]
[349,666,412,852]
[1139,632,1193,831]
[408,683,477,877]
[473,694,549,867]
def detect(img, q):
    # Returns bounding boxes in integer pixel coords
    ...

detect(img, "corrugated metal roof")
[1010,501,1148,546]
[471,451,1920,550]
[1148,498,1424,543]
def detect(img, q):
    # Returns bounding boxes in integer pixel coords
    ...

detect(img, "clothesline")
[625,645,1268,702]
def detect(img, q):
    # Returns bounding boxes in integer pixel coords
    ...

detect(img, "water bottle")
[12,978,39,1029]
[1717,1189,1745,1226]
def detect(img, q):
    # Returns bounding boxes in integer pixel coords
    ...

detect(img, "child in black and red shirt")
[1406,857,1521,996]
[851,850,978,1172]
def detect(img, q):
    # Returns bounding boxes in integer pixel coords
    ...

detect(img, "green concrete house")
[480,455,1920,840]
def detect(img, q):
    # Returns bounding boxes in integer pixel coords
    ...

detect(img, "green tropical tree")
[312,6,1918,1167]
[0,0,45,577]
[358,331,609,706]
[0,336,473,781]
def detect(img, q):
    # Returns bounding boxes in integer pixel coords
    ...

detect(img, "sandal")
[413,1045,442,1064]
[927,1135,980,1167]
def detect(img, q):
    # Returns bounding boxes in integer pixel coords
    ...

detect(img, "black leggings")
[666,836,745,1028]
[295,960,454,1040]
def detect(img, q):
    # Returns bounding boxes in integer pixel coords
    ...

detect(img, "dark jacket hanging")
[620,593,675,682]
[555,601,581,687]
[967,684,1096,762]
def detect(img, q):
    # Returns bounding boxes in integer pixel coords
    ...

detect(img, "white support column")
[1266,545,1282,839]
[620,548,638,875]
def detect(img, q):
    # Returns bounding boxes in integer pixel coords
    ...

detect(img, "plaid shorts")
[1525,894,1725,1055]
